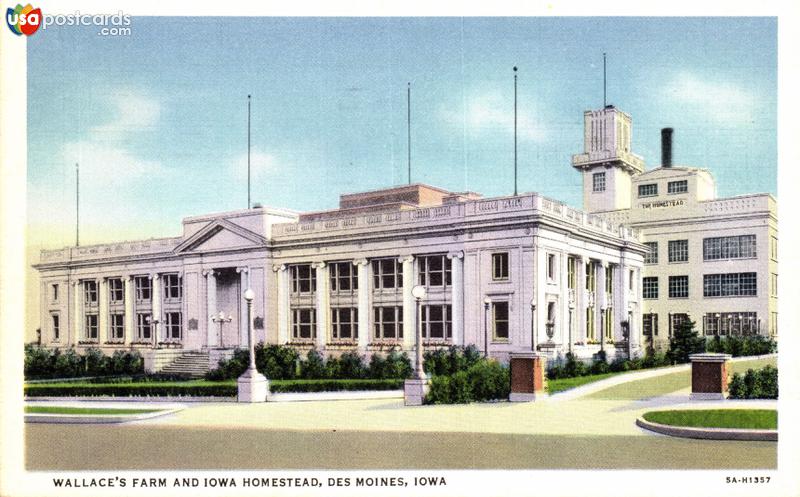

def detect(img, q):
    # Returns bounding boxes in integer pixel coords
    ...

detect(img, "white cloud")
[665,73,756,123]
[227,149,280,181]
[61,141,164,181]
[440,90,547,142]
[89,91,161,141]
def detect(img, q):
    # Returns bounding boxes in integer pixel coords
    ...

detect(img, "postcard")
[1,2,798,497]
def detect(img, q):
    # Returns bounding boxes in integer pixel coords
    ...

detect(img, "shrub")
[300,349,326,379]
[256,344,300,379]
[728,365,778,399]
[369,348,413,379]
[589,350,610,375]
[425,359,509,404]
[706,335,777,357]
[24,346,144,379]
[424,345,482,376]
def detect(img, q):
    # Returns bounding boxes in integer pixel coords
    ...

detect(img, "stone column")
[313,262,329,349]
[237,267,250,347]
[598,262,607,353]
[533,244,547,349]
[151,274,162,346]
[447,251,464,346]
[98,278,108,345]
[509,352,547,401]
[576,256,587,343]
[560,253,571,350]
[204,270,217,347]
[72,280,82,345]
[400,256,415,350]
[273,265,289,345]
[354,259,370,351]
[124,276,134,345]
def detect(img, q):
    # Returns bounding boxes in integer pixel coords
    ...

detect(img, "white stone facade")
[34,185,647,369]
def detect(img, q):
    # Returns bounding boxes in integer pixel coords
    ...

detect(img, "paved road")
[27,423,776,470]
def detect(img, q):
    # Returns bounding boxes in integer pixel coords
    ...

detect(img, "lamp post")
[530,299,536,351]
[211,311,232,348]
[237,288,268,402]
[411,285,427,380]
[483,297,492,358]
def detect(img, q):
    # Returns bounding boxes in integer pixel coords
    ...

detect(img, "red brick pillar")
[689,353,732,400]
[509,352,547,402]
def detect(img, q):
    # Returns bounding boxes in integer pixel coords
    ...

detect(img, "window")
[602,307,613,340]
[291,308,316,340]
[567,257,576,289]
[629,270,635,291]
[703,235,757,261]
[668,240,689,263]
[643,242,658,264]
[165,311,182,340]
[491,302,509,340]
[669,313,689,336]
[421,304,452,340]
[331,307,358,340]
[667,180,688,194]
[85,314,98,340]
[585,262,596,291]
[771,273,778,297]
[492,253,509,281]
[134,276,151,301]
[643,313,658,336]
[771,312,777,336]
[668,276,689,298]
[642,277,659,299]
[605,266,614,296]
[84,280,98,305]
[418,255,452,287]
[770,236,777,261]
[703,273,757,297]
[109,278,124,303]
[51,284,59,302]
[373,306,403,340]
[547,254,556,280]
[110,313,125,341]
[290,264,316,294]
[638,183,658,197]
[51,314,60,341]
[703,312,758,336]
[586,307,596,341]
[372,259,402,290]
[592,172,606,192]
[136,313,152,340]
[163,274,182,300]
[330,262,357,293]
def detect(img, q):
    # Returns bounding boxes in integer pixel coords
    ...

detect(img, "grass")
[25,406,161,415]
[642,409,777,430]
[546,372,620,394]
[587,357,777,401]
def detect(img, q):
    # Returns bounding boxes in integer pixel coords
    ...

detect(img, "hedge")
[728,365,778,399]
[24,378,404,397]
[24,345,144,380]
[706,335,777,357]
[425,359,510,404]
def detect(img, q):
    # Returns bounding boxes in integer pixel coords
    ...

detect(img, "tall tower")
[571,106,644,213]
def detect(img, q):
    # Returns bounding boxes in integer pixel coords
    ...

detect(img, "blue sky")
[27,17,777,247]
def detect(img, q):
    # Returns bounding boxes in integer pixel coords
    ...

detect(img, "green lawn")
[25,406,162,415]
[587,357,777,401]
[547,372,621,394]
[642,409,777,430]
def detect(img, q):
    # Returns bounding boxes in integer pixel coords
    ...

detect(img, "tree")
[667,319,705,364]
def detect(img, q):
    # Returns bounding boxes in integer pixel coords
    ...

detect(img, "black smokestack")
[661,128,673,168]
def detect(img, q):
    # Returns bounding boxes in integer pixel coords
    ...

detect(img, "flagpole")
[247,94,251,209]
[603,53,607,107]
[407,82,411,185]
[75,162,80,247]
[513,66,518,196]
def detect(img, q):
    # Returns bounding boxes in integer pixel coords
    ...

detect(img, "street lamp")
[212,311,233,348]
[411,285,427,380]
[530,299,536,351]
[483,297,492,358]
[237,288,268,402]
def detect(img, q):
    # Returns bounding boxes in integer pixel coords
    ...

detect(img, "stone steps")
[159,352,210,379]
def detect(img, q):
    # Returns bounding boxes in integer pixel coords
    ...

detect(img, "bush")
[425,359,509,404]
[424,345,482,376]
[706,335,777,357]
[728,365,778,399]
[24,346,144,379]
[300,349,326,379]
[257,344,300,379]
[368,348,413,379]
[269,378,403,393]
[589,350,610,375]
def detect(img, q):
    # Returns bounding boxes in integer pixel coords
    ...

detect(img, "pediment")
[174,218,267,254]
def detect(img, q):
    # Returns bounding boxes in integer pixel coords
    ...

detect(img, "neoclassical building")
[34,104,776,373]
[34,181,647,372]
